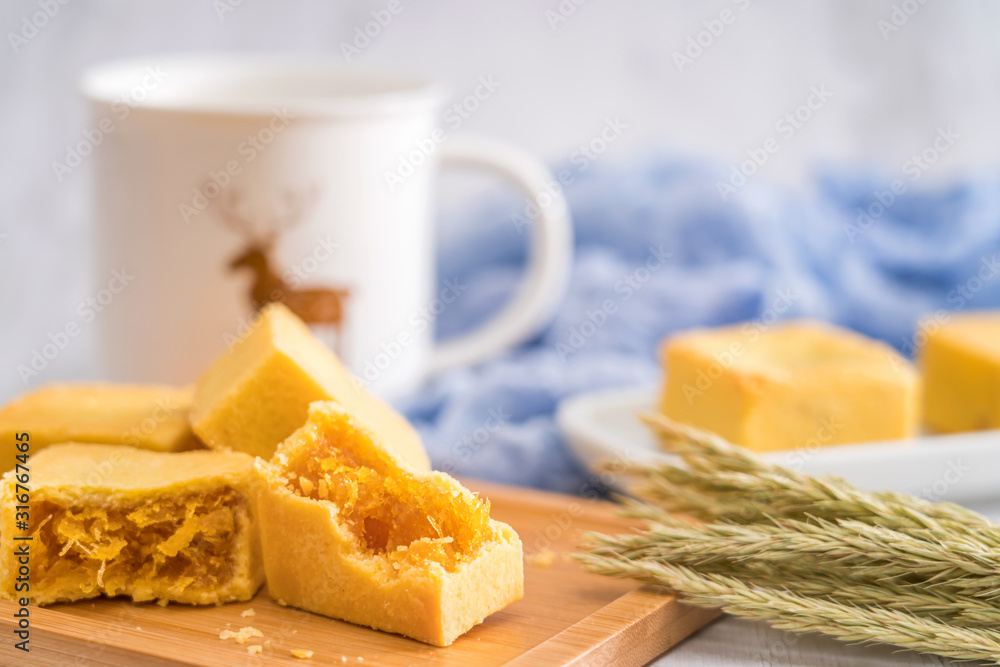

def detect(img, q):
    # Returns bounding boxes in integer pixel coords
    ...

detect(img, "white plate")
[557,384,1000,504]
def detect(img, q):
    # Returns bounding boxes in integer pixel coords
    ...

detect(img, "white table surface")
[650,616,963,667]
[644,499,1000,667]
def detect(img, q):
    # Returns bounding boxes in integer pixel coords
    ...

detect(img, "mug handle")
[429,136,574,373]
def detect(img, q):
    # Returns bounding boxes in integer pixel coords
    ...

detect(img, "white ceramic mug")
[82,54,572,397]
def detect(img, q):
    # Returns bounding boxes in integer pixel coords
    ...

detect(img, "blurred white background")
[2,0,999,401]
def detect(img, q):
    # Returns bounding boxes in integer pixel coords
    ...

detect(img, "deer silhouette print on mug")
[85,55,572,396]
[212,186,351,356]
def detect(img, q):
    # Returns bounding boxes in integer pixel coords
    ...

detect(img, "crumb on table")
[526,548,558,568]
[241,608,256,618]
[291,648,314,659]
[219,626,264,645]
[247,645,263,655]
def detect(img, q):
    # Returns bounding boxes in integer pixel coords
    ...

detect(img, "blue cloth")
[398,154,1000,494]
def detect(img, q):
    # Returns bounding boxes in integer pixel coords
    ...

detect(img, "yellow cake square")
[0,444,263,606]
[255,402,523,646]
[191,303,429,470]
[0,383,200,469]
[918,311,1000,432]
[659,320,920,452]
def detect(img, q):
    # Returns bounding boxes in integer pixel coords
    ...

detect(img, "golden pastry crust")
[0,383,200,469]
[0,444,263,606]
[191,303,429,470]
[255,402,523,646]
[660,320,920,451]
[919,311,1000,432]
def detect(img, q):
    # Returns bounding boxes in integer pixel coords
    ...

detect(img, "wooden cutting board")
[0,480,718,666]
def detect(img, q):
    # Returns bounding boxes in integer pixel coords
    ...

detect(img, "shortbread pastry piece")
[0,383,200,468]
[192,303,429,470]
[0,444,262,605]
[919,311,1000,432]
[660,320,920,452]
[255,402,523,646]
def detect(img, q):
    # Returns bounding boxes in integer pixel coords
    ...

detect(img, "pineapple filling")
[283,425,493,573]
[32,489,246,600]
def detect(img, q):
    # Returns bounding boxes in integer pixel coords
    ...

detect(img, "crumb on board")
[291,649,314,659]
[276,598,288,607]
[526,548,558,568]
[247,645,263,655]
[135,627,141,631]
[156,598,169,607]
[241,608,256,618]
[219,626,264,645]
